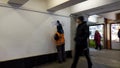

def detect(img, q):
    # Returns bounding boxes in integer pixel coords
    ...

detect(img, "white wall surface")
[97,17,105,24]
[88,15,98,23]
[0,0,8,4]
[100,10,120,20]
[0,6,71,62]
[100,12,116,20]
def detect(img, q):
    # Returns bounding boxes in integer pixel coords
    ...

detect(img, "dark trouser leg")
[84,49,92,68]
[119,38,120,43]
[99,44,102,50]
[95,42,98,49]
[61,44,66,61]
[71,46,80,68]
[57,46,63,62]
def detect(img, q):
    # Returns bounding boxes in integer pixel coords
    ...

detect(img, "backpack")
[54,34,59,41]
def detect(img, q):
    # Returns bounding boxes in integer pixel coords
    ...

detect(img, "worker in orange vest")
[54,20,66,63]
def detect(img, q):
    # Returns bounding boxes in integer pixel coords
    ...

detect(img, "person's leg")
[56,46,63,63]
[119,38,120,42]
[99,44,102,50]
[95,41,98,49]
[61,44,66,61]
[71,46,80,68]
[84,48,92,68]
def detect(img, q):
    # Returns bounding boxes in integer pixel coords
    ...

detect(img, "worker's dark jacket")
[74,22,89,49]
[118,31,120,38]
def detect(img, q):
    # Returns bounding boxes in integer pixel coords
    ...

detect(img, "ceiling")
[8,0,29,7]
[8,0,29,4]
[47,0,86,12]
[74,1,120,16]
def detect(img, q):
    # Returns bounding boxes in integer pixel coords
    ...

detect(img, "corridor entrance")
[71,3,120,49]
[89,25,104,48]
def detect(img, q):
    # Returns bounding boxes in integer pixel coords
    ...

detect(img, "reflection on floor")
[34,48,120,68]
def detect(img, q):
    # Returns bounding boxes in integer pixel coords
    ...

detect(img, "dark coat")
[118,31,120,38]
[94,32,101,45]
[74,22,89,49]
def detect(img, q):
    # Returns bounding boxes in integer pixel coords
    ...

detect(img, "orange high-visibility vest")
[55,32,65,46]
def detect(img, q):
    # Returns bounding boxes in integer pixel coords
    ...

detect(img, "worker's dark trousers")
[56,44,66,62]
[95,41,102,50]
[119,38,120,43]
[71,45,92,68]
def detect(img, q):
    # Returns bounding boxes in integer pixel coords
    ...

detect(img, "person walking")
[71,16,92,68]
[94,30,102,50]
[118,29,120,43]
[54,21,66,63]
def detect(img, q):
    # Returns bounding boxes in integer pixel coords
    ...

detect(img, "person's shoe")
[88,63,93,68]
[63,59,66,62]
[58,61,63,63]
[71,65,76,68]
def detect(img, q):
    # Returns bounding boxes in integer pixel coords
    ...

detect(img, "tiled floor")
[34,48,120,68]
